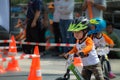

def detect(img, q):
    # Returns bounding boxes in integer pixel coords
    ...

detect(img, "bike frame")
[67,54,84,80]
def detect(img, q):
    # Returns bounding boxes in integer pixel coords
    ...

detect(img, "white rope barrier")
[0,54,40,62]
[0,40,120,51]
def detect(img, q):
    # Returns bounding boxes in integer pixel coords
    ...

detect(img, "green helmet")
[67,17,89,32]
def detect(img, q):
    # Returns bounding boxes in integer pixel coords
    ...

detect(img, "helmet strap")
[79,30,87,40]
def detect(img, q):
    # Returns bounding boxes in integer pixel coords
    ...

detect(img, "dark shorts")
[82,63,104,80]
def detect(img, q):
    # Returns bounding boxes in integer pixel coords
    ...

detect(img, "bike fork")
[68,64,84,80]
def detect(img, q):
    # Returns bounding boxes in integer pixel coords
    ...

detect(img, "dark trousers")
[53,22,62,53]
[22,20,45,54]
[53,22,61,43]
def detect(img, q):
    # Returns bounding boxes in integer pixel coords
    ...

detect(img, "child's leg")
[106,60,111,72]
[92,63,104,80]
[105,55,116,78]
[81,66,92,80]
[106,60,116,79]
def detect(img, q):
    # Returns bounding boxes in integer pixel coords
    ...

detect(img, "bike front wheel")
[102,60,109,80]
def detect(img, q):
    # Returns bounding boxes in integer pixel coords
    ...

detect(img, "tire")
[102,60,109,80]
[55,77,69,80]
[64,73,70,80]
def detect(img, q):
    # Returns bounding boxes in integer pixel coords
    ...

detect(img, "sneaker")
[109,72,116,79]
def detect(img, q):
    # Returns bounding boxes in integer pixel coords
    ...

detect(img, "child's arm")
[45,36,51,41]
[102,33,114,47]
[78,37,93,56]
[64,46,78,58]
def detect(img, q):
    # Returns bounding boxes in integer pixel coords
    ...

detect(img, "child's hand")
[76,52,85,58]
[63,53,69,59]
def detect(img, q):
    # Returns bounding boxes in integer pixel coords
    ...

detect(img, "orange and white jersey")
[68,37,99,66]
[91,33,114,55]
[92,33,114,48]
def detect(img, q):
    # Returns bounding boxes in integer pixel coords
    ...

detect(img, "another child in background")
[88,18,116,79]
[44,20,56,55]
[64,17,104,80]
[48,2,54,20]
[15,19,26,41]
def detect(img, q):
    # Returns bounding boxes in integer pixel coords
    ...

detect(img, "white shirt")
[76,42,99,66]
[83,0,106,19]
[53,0,61,22]
[58,0,74,20]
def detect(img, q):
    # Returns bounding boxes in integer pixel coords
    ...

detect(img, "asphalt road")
[0,55,120,80]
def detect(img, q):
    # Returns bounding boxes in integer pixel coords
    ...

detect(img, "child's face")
[73,31,83,40]
[95,32,102,38]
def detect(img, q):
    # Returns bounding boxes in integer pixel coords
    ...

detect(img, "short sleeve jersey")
[84,0,106,19]
[27,0,43,19]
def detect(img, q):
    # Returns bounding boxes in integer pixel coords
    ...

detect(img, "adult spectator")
[82,0,106,19]
[58,0,75,53]
[53,0,62,55]
[22,0,46,54]
[105,22,120,59]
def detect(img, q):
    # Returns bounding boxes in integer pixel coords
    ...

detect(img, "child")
[15,19,26,41]
[64,17,104,80]
[44,20,56,55]
[88,18,116,79]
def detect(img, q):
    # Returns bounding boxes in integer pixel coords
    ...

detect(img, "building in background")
[0,0,9,40]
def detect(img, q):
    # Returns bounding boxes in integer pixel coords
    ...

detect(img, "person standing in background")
[44,20,56,56]
[58,0,75,53]
[53,0,62,55]
[105,22,120,59]
[82,0,106,19]
[22,0,46,54]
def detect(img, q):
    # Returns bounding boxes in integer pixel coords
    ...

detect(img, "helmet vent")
[81,21,87,25]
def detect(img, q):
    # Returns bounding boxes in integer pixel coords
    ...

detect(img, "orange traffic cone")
[8,35,17,56]
[28,46,42,80]
[73,57,83,67]
[0,54,6,74]
[6,35,21,72]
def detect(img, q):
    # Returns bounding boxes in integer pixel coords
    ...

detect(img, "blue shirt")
[48,13,53,20]
[27,0,43,19]
[45,30,55,43]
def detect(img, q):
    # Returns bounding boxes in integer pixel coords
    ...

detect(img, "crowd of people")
[14,0,120,79]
